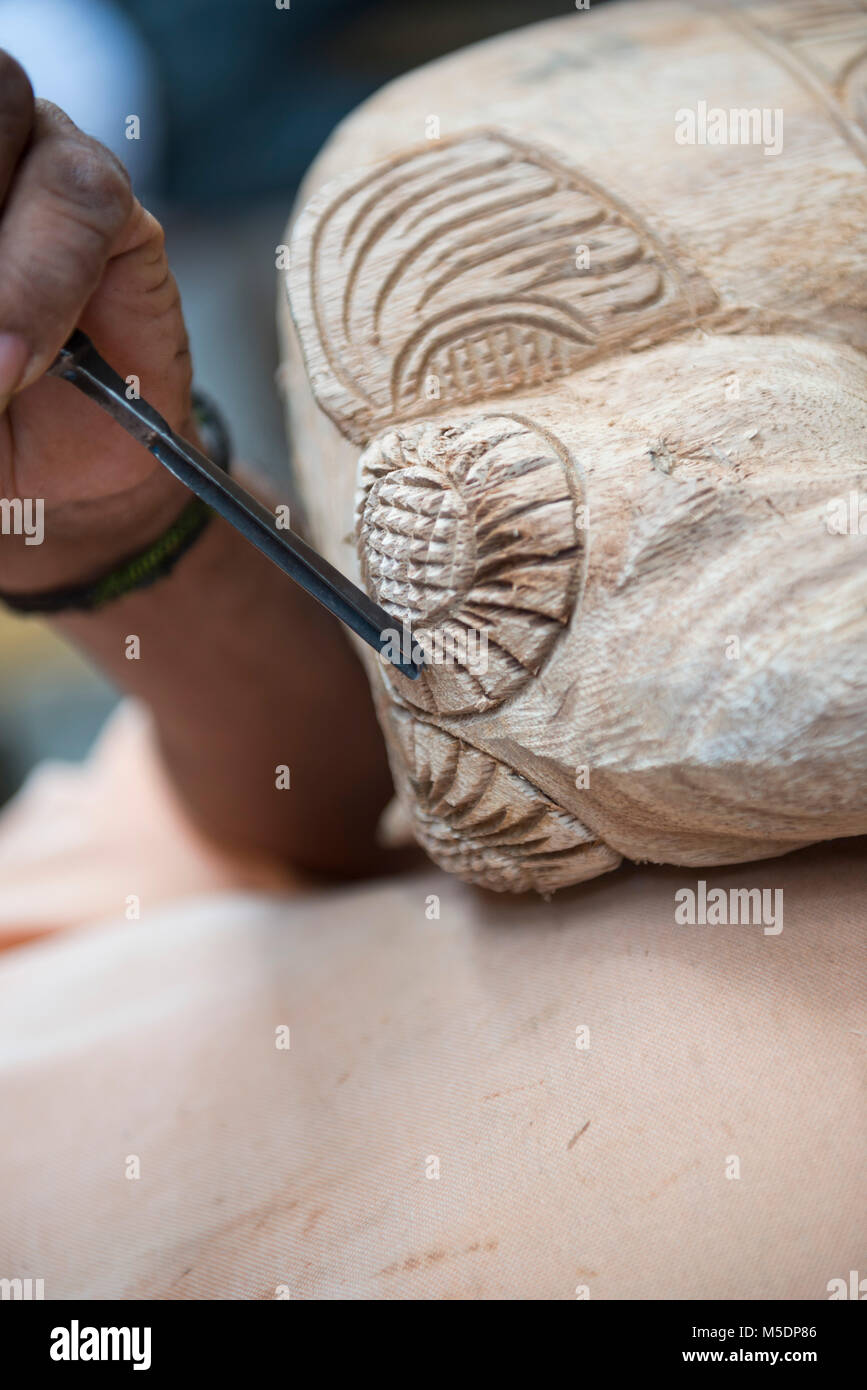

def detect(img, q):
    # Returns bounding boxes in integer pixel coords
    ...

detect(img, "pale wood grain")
[279,0,867,892]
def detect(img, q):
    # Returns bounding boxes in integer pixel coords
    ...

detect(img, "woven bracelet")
[0,390,231,616]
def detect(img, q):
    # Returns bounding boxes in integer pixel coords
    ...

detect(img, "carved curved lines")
[288,130,717,445]
[728,0,867,163]
[384,706,621,894]
[838,46,867,128]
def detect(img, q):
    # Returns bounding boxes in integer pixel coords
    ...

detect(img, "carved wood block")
[279,0,867,893]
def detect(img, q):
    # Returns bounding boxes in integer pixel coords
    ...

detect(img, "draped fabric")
[0,703,863,1299]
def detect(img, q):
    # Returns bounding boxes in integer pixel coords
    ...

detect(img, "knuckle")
[33,97,76,133]
[139,207,166,252]
[51,137,132,228]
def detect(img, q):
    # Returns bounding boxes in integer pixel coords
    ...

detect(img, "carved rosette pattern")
[356,415,584,716]
[287,130,716,444]
[383,706,621,895]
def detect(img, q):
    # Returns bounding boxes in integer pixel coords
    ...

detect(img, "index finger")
[0,98,133,402]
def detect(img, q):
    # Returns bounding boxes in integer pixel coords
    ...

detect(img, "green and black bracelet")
[0,391,231,616]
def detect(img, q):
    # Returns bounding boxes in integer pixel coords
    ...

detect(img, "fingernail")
[0,332,30,406]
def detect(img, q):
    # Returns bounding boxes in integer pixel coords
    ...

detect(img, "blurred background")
[0,0,613,807]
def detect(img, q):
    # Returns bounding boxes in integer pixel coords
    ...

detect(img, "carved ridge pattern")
[288,130,717,445]
[356,415,584,716]
[728,0,867,163]
[384,706,621,894]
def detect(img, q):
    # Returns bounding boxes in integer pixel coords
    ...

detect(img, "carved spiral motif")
[356,415,584,716]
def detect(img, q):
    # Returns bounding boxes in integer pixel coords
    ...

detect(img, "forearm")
[46,490,401,880]
[0,58,399,878]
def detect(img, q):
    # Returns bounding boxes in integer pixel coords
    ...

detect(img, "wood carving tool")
[48,331,421,680]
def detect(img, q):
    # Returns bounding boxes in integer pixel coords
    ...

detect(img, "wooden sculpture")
[278,0,867,893]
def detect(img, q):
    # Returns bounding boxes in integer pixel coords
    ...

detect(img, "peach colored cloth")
[0,707,863,1299]
[0,701,294,946]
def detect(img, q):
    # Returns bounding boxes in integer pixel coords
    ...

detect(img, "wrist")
[0,396,218,595]
[0,463,192,594]
[0,387,233,610]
